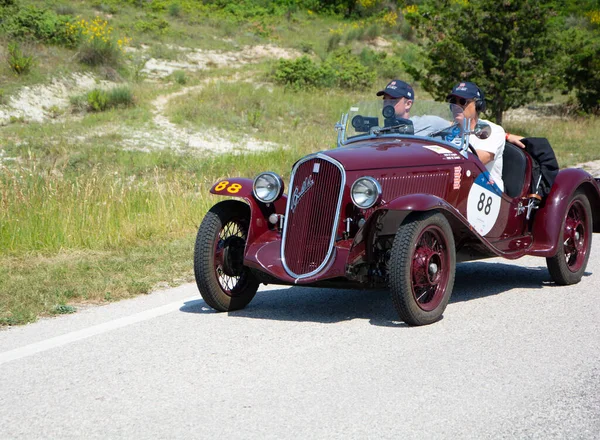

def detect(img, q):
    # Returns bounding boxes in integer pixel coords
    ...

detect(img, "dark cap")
[447,81,483,100]
[376,80,414,100]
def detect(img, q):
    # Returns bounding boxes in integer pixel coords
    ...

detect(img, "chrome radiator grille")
[282,155,345,278]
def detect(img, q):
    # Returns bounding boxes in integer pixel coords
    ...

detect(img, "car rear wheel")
[389,211,456,326]
[546,190,592,285]
[194,200,259,311]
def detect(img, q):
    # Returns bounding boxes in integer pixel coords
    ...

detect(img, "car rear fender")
[530,168,600,256]
[209,178,287,245]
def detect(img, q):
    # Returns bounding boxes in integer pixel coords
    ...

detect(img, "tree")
[562,29,600,114]
[404,0,558,124]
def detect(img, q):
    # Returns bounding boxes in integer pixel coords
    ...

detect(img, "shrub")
[66,18,130,67]
[168,2,181,17]
[327,33,342,52]
[273,50,376,91]
[359,47,405,80]
[134,14,170,34]
[172,70,187,85]
[273,56,336,90]
[87,88,109,111]
[85,86,135,112]
[107,86,134,108]
[1,6,77,46]
[326,48,376,89]
[7,42,34,75]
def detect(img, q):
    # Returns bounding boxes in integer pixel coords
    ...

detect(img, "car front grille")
[282,155,345,279]
[379,172,449,200]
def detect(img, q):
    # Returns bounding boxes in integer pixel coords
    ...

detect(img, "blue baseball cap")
[376,80,414,100]
[447,81,484,100]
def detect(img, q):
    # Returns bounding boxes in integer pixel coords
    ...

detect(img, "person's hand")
[506,133,525,149]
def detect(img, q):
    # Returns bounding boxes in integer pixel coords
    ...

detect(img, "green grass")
[504,116,600,167]
[0,238,195,325]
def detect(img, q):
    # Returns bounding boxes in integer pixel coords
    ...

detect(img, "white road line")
[0,295,203,366]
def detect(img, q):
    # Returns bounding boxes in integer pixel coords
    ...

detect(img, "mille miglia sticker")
[453,166,462,190]
[290,175,315,213]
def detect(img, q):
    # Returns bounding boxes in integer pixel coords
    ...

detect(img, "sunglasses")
[447,96,472,106]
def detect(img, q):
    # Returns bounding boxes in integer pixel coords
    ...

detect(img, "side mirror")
[473,121,492,139]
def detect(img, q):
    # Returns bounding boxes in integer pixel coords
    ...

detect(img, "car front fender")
[530,168,600,256]
[209,177,287,245]
[347,193,470,271]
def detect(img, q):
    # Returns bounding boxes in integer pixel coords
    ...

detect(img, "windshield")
[339,100,468,150]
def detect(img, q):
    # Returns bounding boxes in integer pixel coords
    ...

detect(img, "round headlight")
[253,172,284,203]
[351,177,382,209]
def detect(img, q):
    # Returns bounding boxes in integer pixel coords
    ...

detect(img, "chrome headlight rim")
[253,171,284,203]
[351,176,382,209]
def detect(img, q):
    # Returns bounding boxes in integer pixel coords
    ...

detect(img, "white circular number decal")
[467,172,502,236]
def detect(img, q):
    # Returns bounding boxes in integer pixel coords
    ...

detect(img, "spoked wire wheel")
[194,200,259,311]
[547,190,592,285]
[410,226,451,312]
[389,211,456,326]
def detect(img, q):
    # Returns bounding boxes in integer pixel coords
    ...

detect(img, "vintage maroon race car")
[194,101,600,325]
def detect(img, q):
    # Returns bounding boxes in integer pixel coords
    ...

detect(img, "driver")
[376,80,449,135]
[447,82,505,192]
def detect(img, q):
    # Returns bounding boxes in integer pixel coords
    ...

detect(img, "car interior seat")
[502,142,527,198]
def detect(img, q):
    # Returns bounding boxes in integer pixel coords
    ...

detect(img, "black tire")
[546,190,592,285]
[194,200,259,312]
[388,211,456,326]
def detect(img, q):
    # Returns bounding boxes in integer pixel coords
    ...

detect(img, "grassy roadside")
[2,1,600,326]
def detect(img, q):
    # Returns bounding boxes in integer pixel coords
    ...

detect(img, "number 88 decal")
[467,177,502,236]
[477,193,493,215]
[214,180,243,194]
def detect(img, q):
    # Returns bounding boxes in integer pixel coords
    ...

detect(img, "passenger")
[447,81,505,191]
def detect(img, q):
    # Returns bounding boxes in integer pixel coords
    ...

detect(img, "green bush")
[273,49,376,91]
[7,42,34,75]
[172,70,187,85]
[107,86,135,108]
[85,87,134,112]
[87,89,109,112]
[327,48,376,89]
[168,2,181,17]
[78,37,121,67]
[134,14,170,34]
[359,48,406,80]
[327,33,342,52]
[1,5,77,46]
[273,55,336,89]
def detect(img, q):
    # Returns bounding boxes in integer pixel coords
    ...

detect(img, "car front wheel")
[546,190,592,285]
[194,200,259,312]
[388,211,456,326]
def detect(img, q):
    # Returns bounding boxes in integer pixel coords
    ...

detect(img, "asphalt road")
[1,241,599,439]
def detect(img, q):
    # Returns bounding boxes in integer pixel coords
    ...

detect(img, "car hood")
[323,138,464,171]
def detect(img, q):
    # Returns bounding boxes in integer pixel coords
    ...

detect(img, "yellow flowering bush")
[358,0,379,8]
[65,17,131,66]
[402,5,418,15]
[381,11,398,27]
[588,10,600,25]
